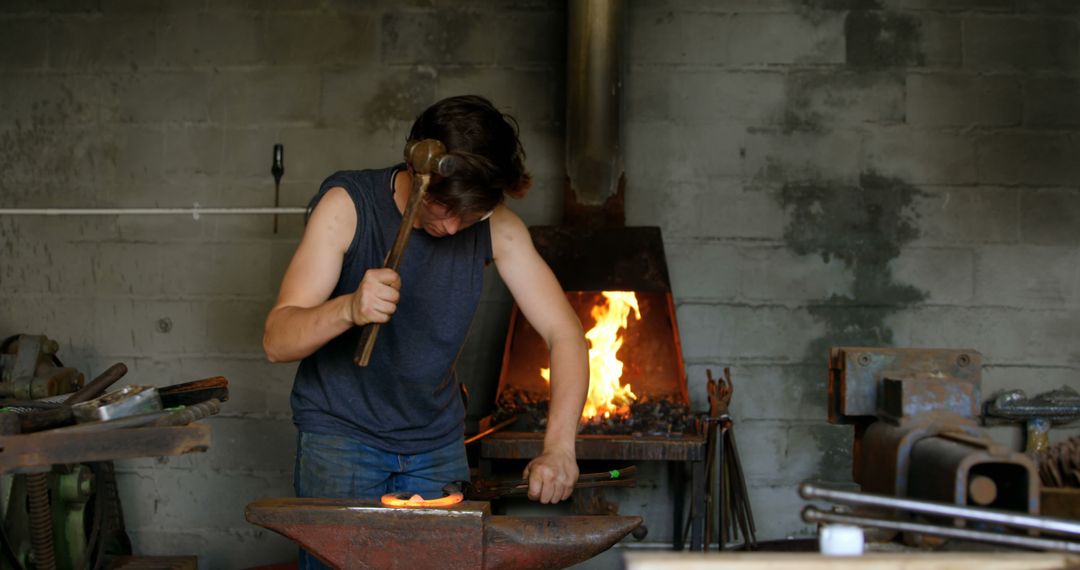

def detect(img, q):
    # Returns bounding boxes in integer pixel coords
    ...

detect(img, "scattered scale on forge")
[494,387,695,436]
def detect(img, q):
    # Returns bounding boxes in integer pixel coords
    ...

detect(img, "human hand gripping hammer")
[354,139,458,366]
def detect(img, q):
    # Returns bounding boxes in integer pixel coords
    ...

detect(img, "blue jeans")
[294,431,470,569]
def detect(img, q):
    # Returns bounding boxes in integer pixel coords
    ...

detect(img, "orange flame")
[542,291,640,420]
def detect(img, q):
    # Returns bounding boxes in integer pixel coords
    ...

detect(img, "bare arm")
[491,206,588,503]
[263,187,401,363]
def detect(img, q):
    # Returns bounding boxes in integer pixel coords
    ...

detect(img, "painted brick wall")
[0,1,1077,567]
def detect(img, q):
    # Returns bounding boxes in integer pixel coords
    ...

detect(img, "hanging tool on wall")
[354,139,458,366]
[271,143,284,234]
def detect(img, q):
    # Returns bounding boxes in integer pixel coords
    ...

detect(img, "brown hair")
[407,95,532,215]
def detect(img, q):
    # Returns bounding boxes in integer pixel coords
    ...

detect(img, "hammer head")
[404,139,458,177]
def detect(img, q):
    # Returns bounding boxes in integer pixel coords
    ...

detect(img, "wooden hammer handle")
[354,139,454,367]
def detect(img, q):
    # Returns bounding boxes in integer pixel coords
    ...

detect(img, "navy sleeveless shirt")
[290,166,492,454]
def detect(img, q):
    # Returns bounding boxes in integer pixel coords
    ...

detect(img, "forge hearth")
[491,227,693,439]
[483,226,704,462]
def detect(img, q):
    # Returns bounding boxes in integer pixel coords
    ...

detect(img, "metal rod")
[803,507,1080,553]
[800,483,1080,538]
[0,207,306,216]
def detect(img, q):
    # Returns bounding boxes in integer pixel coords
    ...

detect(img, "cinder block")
[95,125,165,186]
[729,13,845,65]
[159,242,273,297]
[677,303,822,362]
[381,9,497,66]
[896,0,1012,10]
[630,0,795,11]
[862,127,977,185]
[745,484,815,541]
[123,527,296,570]
[103,72,223,124]
[101,0,204,12]
[163,125,223,177]
[722,421,788,478]
[785,71,904,128]
[3,296,97,353]
[436,68,562,131]
[278,126,399,180]
[0,18,48,69]
[628,9,730,65]
[319,65,436,129]
[1024,77,1080,128]
[920,15,963,66]
[977,133,1080,186]
[221,126,282,180]
[974,245,1079,307]
[742,129,863,186]
[48,15,157,70]
[845,10,925,67]
[891,246,975,305]
[93,242,164,295]
[135,299,211,355]
[205,298,273,354]
[0,215,120,243]
[665,240,741,302]
[907,72,1022,127]
[492,9,563,66]
[157,12,264,67]
[964,16,1080,71]
[0,73,100,126]
[784,421,854,482]
[219,69,321,126]
[264,12,375,65]
[116,463,293,527]
[739,245,853,303]
[889,305,1075,365]
[0,141,103,207]
[912,186,1019,245]
[0,240,95,295]
[627,68,786,126]
[625,120,748,188]
[1021,188,1080,246]
[627,179,786,241]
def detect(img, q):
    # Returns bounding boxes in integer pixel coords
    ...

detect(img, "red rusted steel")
[245,498,642,570]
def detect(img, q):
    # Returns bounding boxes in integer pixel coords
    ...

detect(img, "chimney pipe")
[566,0,625,222]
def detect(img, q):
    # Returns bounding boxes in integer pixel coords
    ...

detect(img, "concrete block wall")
[0,0,1077,567]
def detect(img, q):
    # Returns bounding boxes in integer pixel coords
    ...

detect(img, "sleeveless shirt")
[290,166,492,454]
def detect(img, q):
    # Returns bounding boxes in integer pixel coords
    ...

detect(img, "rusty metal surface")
[481,432,706,462]
[527,226,671,292]
[245,498,642,570]
[0,424,211,474]
[0,334,84,400]
[828,347,981,424]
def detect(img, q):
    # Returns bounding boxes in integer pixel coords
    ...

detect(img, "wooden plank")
[0,424,211,473]
[624,552,1080,570]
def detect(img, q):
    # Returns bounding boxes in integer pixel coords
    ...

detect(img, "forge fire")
[495,290,693,436]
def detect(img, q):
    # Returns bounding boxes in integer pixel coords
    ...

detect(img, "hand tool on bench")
[16,362,128,433]
[354,138,458,366]
[460,466,638,501]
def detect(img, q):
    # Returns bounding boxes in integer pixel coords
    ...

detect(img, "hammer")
[354,139,458,367]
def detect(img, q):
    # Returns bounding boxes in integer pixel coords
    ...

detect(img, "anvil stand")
[478,432,709,551]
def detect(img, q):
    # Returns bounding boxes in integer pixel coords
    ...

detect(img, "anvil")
[246,498,642,570]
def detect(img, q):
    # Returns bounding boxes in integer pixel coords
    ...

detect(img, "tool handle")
[64,363,128,405]
[353,140,454,367]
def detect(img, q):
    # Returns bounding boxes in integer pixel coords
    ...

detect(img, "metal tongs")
[800,482,1080,553]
